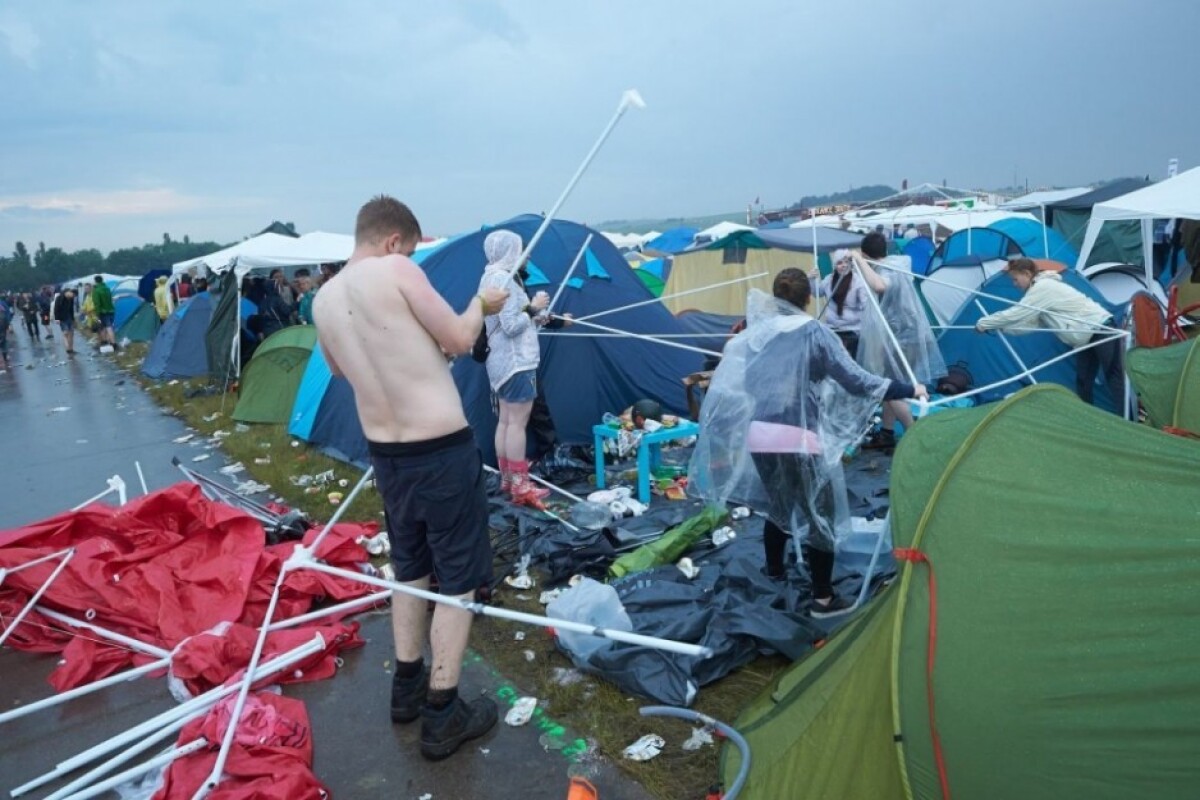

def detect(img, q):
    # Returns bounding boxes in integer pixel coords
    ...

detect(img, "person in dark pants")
[17,294,40,340]
[976,258,1124,411]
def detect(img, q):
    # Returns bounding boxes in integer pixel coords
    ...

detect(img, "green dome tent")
[232,325,318,424]
[1126,338,1200,434]
[723,385,1200,800]
[116,301,161,343]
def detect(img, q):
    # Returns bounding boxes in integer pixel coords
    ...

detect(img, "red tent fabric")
[0,483,379,690]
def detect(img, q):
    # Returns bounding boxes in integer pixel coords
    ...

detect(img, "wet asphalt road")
[0,331,654,799]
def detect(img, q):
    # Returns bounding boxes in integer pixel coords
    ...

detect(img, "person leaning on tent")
[153,276,170,321]
[690,269,927,618]
[975,258,1124,411]
[477,229,554,508]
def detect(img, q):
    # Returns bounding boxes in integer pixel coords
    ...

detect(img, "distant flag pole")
[508,89,646,277]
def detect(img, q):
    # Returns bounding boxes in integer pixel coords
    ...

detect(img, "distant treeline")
[0,234,226,293]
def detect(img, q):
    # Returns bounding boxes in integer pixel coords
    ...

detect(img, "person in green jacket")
[90,275,117,350]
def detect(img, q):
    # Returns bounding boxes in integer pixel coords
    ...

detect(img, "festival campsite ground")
[0,334,792,800]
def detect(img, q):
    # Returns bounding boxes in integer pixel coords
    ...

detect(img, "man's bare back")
[313,253,502,443]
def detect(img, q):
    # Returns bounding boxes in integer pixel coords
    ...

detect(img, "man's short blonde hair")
[355,195,422,247]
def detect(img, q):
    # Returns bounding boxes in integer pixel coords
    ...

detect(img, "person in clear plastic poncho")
[852,232,945,449]
[689,270,927,617]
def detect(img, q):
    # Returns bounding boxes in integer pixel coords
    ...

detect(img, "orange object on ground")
[566,776,598,799]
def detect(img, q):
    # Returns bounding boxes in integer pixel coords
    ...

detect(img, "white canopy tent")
[1077,167,1200,281]
[171,233,301,278]
[692,220,753,245]
[1000,187,1090,211]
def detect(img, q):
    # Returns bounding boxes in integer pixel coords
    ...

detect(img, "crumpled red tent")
[0,483,380,690]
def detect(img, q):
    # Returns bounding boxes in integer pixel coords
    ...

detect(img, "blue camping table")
[593,419,701,504]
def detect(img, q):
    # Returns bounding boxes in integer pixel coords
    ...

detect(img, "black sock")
[393,658,423,681]
[427,686,458,710]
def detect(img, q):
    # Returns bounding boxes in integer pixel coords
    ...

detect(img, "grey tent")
[204,271,241,385]
[1045,178,1151,267]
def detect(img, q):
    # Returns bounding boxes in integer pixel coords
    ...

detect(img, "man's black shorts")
[369,428,492,596]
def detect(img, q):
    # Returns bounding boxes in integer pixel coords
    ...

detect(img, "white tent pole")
[573,272,768,323]
[300,557,713,657]
[35,606,171,660]
[924,330,1129,409]
[867,257,1124,334]
[508,90,645,278]
[0,657,170,725]
[553,315,722,358]
[265,590,391,631]
[974,299,1036,385]
[0,550,75,648]
[850,261,919,388]
[1141,217,1155,284]
[2,548,74,578]
[546,233,594,315]
[541,332,735,340]
[53,738,209,800]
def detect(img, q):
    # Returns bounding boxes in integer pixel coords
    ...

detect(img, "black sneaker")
[391,668,429,723]
[810,595,854,619]
[861,428,896,451]
[420,696,498,761]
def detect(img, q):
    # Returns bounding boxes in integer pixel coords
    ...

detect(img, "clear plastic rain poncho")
[689,290,891,551]
[478,229,539,391]
[856,258,946,384]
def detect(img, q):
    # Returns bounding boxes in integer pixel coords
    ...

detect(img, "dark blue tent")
[289,216,704,466]
[644,226,698,255]
[902,235,936,275]
[937,270,1121,411]
[142,292,215,379]
[138,269,170,303]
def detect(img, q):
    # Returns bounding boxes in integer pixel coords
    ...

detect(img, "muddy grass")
[115,343,792,799]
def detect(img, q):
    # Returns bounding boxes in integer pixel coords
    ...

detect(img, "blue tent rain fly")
[142,292,215,379]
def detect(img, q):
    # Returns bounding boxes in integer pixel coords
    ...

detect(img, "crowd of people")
[0,277,114,367]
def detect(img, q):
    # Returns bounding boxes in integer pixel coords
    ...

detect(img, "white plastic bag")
[546,578,633,663]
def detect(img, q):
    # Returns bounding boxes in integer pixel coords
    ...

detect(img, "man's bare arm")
[398,258,507,354]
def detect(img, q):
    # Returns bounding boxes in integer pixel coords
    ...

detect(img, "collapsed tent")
[724,385,1200,800]
[643,226,699,255]
[290,215,703,465]
[1126,337,1200,433]
[936,267,1121,410]
[233,326,318,424]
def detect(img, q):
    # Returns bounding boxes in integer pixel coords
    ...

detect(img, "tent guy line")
[572,271,769,324]
[551,315,723,358]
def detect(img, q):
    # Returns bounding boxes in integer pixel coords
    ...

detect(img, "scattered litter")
[730,506,751,520]
[539,588,564,605]
[359,530,391,556]
[622,734,665,762]
[254,457,271,465]
[338,478,349,488]
[682,726,715,751]
[201,412,221,422]
[168,380,180,386]
[49,406,71,414]
[191,454,210,462]
[379,563,395,581]
[587,487,632,505]
[235,480,271,496]
[504,696,537,727]
[676,557,700,579]
[218,462,245,476]
[304,487,321,495]
[259,442,272,449]
[234,423,250,433]
[515,594,531,601]
[210,430,231,440]
[327,492,344,505]
[418,794,432,800]
[504,555,534,590]
[514,631,526,641]
[291,440,301,448]
[551,667,584,687]
[479,748,489,756]
[523,650,535,662]
[712,527,737,547]
[173,433,195,444]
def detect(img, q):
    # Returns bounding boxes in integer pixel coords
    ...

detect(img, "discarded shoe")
[391,667,429,724]
[420,696,497,760]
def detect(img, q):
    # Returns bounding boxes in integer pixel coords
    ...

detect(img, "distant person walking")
[54,289,77,355]
[0,297,12,370]
[90,275,116,350]
[17,294,41,341]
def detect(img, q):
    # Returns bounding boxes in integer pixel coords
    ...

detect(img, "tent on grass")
[723,385,1200,800]
[289,215,704,465]
[113,294,145,330]
[1045,178,1151,268]
[117,301,161,343]
[935,265,1121,410]
[142,292,216,379]
[1126,337,1200,433]
[232,326,318,424]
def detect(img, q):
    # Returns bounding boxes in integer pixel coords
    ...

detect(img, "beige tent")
[662,232,816,316]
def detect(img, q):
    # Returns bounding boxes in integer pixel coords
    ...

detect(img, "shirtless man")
[313,195,508,761]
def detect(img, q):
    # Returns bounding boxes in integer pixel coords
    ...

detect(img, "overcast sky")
[1,0,1197,253]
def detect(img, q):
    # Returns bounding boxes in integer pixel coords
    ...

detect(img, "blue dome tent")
[289,215,704,466]
[902,235,936,275]
[142,292,215,379]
